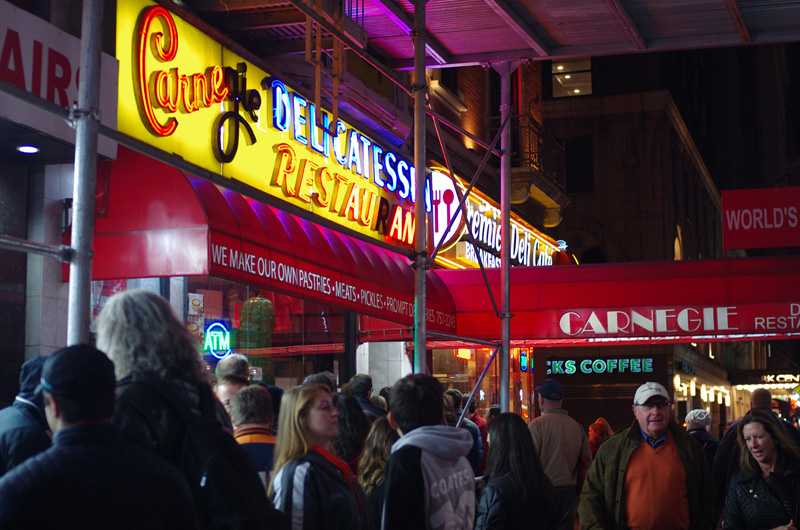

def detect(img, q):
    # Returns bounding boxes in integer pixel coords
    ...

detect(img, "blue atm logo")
[204,322,232,360]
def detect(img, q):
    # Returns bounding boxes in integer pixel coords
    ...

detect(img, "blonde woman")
[270,384,372,530]
[358,417,399,529]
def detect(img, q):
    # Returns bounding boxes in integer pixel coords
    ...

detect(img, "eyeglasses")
[635,402,671,410]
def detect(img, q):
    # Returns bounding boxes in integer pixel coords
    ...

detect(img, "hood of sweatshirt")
[392,424,472,460]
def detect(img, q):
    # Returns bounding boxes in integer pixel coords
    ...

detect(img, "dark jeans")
[553,485,578,530]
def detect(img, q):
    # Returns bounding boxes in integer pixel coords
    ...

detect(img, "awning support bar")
[0,234,72,262]
[457,344,501,428]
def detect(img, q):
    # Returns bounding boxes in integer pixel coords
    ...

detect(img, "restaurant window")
[551,58,592,98]
[90,276,348,392]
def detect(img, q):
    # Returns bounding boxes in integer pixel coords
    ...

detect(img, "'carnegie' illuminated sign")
[559,306,739,337]
[118,1,425,247]
[547,358,654,375]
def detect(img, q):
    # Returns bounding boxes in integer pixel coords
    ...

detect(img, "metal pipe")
[425,107,502,157]
[499,61,512,413]
[457,345,501,428]
[67,0,104,346]
[286,0,411,95]
[412,0,428,374]
[0,235,71,262]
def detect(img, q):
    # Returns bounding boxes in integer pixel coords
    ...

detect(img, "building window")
[551,59,592,98]
[562,135,594,193]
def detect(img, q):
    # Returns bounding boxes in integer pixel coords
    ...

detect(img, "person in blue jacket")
[0,356,51,476]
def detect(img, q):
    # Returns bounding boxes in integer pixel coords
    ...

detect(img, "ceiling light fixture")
[17,145,39,154]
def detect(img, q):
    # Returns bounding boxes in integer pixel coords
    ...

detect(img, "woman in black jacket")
[724,408,800,530]
[475,412,556,530]
[269,384,372,530]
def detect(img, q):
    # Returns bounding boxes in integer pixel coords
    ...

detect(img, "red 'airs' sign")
[722,187,800,251]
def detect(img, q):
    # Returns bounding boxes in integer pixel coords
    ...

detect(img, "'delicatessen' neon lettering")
[137,6,228,136]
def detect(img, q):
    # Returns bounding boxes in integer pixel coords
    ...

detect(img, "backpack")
[138,378,286,530]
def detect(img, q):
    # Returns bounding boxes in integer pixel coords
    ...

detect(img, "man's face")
[632,398,670,439]
[216,383,246,416]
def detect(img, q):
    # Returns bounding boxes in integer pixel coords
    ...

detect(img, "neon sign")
[137,6,228,136]
[204,322,232,360]
[455,348,472,361]
[546,358,654,375]
[559,306,739,337]
[124,2,426,249]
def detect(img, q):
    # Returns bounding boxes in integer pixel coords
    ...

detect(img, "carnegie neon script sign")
[123,2,421,247]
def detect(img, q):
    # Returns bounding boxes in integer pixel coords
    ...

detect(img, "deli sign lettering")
[117,0,423,248]
[722,187,800,251]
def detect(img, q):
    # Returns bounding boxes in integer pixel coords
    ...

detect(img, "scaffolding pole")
[412,0,429,374]
[499,62,512,412]
[67,0,104,345]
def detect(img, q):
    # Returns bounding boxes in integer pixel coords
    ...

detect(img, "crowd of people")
[0,288,800,529]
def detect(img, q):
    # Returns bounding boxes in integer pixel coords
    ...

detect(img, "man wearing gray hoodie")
[382,374,475,530]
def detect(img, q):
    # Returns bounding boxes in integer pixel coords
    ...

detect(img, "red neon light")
[138,7,178,136]
[137,7,229,137]
[455,348,472,360]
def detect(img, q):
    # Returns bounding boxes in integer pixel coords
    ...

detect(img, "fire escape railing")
[490,113,566,193]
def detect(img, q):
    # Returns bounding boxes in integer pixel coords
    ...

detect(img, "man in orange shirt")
[229,385,276,491]
[578,382,713,530]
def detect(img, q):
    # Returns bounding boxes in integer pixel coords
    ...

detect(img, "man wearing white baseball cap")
[578,381,713,530]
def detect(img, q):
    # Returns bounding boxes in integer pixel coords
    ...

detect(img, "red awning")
[436,257,800,344]
[91,146,456,332]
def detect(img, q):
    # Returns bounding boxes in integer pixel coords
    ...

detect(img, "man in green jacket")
[578,382,714,530]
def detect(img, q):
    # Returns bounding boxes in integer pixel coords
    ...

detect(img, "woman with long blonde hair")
[270,384,372,530]
[358,417,399,529]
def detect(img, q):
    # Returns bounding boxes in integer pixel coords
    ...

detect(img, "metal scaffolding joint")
[410,82,429,93]
[67,105,101,128]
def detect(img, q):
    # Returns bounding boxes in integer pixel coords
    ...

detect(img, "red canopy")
[436,257,800,344]
[89,146,456,332]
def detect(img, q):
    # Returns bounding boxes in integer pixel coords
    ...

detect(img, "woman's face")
[743,421,778,468]
[305,391,340,447]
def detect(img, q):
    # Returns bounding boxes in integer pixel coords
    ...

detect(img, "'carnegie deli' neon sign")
[126,3,420,246]
[559,306,739,337]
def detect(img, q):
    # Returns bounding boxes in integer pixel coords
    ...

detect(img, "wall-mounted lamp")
[17,145,39,154]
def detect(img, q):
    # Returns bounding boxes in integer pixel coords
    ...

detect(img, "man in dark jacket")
[0,344,197,529]
[349,373,387,418]
[0,356,51,476]
[711,387,800,526]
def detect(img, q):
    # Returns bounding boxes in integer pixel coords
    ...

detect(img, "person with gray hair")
[96,289,282,528]
[215,354,250,383]
[685,409,718,466]
[96,289,231,442]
